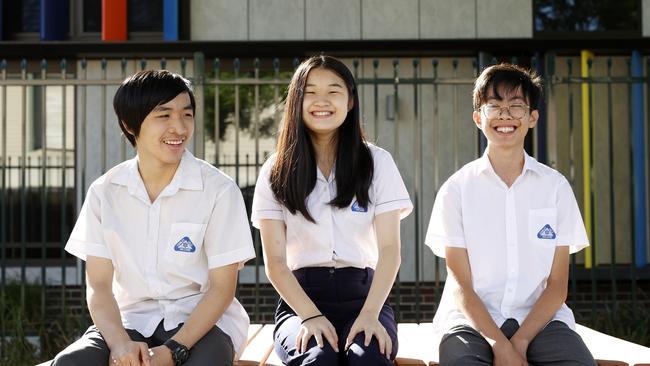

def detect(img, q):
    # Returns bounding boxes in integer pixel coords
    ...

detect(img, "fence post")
[193,52,205,159]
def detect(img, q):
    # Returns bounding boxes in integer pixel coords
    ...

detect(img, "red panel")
[102,0,127,41]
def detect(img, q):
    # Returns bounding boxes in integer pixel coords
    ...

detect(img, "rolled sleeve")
[204,183,256,269]
[251,157,284,228]
[65,184,110,261]
[556,177,589,254]
[373,149,413,219]
[425,180,466,258]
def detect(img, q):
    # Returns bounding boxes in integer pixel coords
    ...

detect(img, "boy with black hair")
[426,64,596,365]
[52,70,255,366]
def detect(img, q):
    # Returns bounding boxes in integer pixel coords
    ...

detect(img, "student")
[251,55,412,366]
[51,70,255,366]
[425,63,596,365]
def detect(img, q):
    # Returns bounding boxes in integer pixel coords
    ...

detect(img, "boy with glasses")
[425,64,596,365]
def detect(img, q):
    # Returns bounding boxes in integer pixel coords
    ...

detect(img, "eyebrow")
[487,96,526,103]
[153,104,193,112]
[305,83,344,88]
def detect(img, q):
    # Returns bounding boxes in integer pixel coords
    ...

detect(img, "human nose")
[497,106,514,119]
[168,113,188,134]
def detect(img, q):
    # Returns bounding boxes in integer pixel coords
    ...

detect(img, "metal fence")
[0,52,649,359]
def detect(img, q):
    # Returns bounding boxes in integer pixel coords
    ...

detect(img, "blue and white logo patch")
[537,224,556,240]
[174,236,196,252]
[351,201,368,212]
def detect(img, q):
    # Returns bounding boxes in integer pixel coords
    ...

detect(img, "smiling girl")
[251,55,412,365]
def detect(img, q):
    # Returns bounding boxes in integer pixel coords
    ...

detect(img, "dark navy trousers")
[274,267,397,366]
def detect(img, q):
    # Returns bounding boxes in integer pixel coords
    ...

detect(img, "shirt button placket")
[502,189,518,317]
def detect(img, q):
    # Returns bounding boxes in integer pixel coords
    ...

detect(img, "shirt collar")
[110,150,203,199]
[476,150,544,176]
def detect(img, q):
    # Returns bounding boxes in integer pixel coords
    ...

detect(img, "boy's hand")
[296,315,339,354]
[148,345,174,366]
[345,312,392,359]
[109,340,151,366]
[492,340,528,366]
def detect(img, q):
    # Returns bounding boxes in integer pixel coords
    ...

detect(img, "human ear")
[528,109,539,128]
[348,97,354,111]
[472,110,482,129]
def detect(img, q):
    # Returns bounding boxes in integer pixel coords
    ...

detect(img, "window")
[2,0,40,40]
[534,0,641,37]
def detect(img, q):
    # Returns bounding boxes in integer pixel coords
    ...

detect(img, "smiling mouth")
[311,111,333,117]
[495,126,516,133]
[163,138,185,146]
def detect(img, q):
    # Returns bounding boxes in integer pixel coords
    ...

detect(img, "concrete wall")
[191,0,532,41]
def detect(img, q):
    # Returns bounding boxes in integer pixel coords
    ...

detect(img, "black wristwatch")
[163,338,190,365]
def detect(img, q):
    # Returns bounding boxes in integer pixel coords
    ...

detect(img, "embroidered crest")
[351,201,368,212]
[537,224,556,240]
[174,236,196,252]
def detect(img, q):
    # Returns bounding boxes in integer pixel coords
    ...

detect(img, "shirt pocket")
[165,222,206,265]
[528,208,558,247]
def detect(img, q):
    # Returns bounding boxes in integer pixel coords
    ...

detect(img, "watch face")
[174,347,190,363]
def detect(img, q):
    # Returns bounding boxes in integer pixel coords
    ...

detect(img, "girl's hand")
[344,312,392,359]
[296,315,339,354]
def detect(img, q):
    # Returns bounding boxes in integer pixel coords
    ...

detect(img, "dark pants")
[274,267,397,366]
[439,319,596,366]
[51,321,234,366]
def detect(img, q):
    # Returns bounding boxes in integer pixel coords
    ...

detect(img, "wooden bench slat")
[237,324,275,366]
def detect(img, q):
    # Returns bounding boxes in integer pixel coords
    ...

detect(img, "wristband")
[301,314,325,325]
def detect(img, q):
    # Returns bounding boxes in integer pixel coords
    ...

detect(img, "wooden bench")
[36,323,650,365]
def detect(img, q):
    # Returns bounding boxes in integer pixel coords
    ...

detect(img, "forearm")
[455,286,509,345]
[360,246,400,318]
[171,285,235,349]
[87,288,130,349]
[266,263,321,319]
[513,283,566,343]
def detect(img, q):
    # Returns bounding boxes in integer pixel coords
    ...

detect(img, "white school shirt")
[251,144,413,270]
[425,152,589,337]
[65,150,255,358]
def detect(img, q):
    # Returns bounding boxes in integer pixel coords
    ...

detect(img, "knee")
[51,350,92,366]
[346,342,394,366]
[287,345,338,366]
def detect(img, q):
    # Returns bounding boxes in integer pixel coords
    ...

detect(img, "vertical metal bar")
[273,59,280,145]
[0,59,7,348]
[605,58,617,314]
[253,58,261,322]
[373,59,379,142]
[586,57,597,324]
[20,59,28,311]
[79,60,88,319]
[101,59,107,174]
[392,59,401,322]
[452,59,459,170]
[120,58,128,162]
[193,52,205,159]
[567,58,578,308]
[234,59,241,184]
[412,59,422,320]
[40,59,48,328]
[213,58,220,166]
[431,59,442,306]
[627,58,638,318]
[60,59,69,329]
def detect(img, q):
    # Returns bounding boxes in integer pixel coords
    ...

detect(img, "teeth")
[496,126,515,133]
[312,111,332,116]
[163,139,183,145]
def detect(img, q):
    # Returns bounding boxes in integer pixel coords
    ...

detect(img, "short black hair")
[473,63,543,111]
[113,70,195,147]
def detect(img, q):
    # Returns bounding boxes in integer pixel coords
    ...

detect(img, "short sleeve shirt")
[425,152,589,336]
[251,144,413,270]
[65,150,256,358]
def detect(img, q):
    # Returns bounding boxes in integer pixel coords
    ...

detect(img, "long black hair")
[270,55,373,222]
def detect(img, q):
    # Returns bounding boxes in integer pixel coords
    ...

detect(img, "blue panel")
[631,50,648,267]
[163,0,178,41]
[40,0,68,41]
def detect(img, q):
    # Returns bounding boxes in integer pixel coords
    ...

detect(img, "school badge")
[174,236,197,252]
[537,224,556,240]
